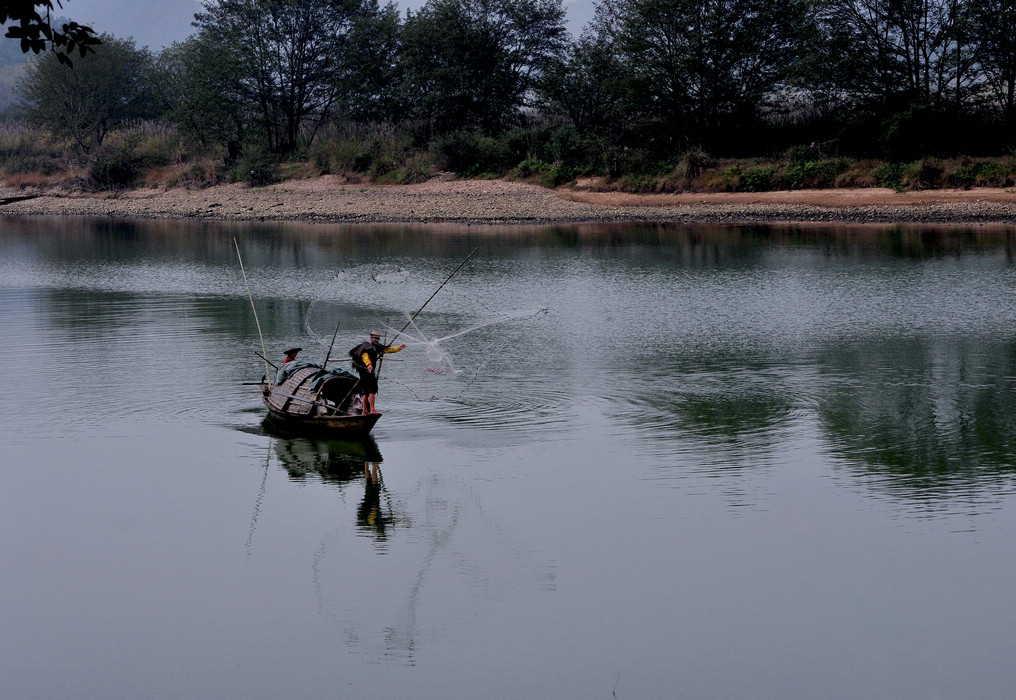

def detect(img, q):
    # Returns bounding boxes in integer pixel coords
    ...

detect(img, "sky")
[60,0,597,50]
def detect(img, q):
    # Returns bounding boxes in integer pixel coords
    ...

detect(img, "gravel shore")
[4,175,1016,225]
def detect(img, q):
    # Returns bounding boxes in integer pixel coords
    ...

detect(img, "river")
[2,216,1016,698]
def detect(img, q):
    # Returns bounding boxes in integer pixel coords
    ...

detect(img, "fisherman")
[350,330,406,415]
[282,347,301,364]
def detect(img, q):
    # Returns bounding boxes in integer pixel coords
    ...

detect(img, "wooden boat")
[237,245,476,439]
[260,361,379,436]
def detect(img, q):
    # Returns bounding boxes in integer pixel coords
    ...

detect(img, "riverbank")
[4,175,1016,225]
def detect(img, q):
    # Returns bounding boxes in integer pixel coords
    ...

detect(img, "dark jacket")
[349,341,394,371]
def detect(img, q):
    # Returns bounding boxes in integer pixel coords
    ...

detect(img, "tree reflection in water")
[817,335,1016,505]
[626,337,1016,511]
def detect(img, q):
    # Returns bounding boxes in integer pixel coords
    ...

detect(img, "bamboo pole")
[235,238,271,385]
[322,317,341,366]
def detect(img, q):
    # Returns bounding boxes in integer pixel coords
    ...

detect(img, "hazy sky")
[61,0,596,50]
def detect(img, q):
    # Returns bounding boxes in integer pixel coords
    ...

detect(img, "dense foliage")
[6,0,1016,190]
[20,34,158,153]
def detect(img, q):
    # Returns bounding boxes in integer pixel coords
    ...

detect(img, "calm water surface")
[2,217,1016,698]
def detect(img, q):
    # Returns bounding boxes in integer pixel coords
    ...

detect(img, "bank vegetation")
[4,0,1016,195]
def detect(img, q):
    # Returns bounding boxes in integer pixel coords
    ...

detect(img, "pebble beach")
[4,175,1016,225]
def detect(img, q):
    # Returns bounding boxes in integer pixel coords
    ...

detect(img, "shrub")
[310,128,370,174]
[700,165,743,192]
[365,126,412,180]
[947,161,979,189]
[834,160,881,188]
[874,162,906,191]
[968,157,1016,187]
[310,122,428,182]
[87,124,182,189]
[677,147,715,180]
[430,130,511,176]
[606,147,659,178]
[228,147,280,187]
[165,160,223,188]
[540,163,576,188]
[1,171,55,188]
[513,157,551,179]
[0,121,69,177]
[3,154,64,176]
[547,124,584,165]
[396,153,435,184]
[367,151,398,180]
[120,121,184,167]
[780,159,848,189]
[615,173,672,192]
[739,165,777,191]
[89,146,146,188]
[784,143,824,163]
[903,158,943,189]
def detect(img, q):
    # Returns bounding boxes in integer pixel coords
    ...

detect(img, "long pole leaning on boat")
[376,246,479,380]
[235,238,271,386]
[313,318,343,403]
[322,318,341,366]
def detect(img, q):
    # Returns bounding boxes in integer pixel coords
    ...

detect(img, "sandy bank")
[3,175,1016,225]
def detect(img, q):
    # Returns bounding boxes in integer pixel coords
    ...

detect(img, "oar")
[255,351,279,370]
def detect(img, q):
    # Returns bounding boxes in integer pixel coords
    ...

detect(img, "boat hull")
[262,399,381,436]
[259,362,379,436]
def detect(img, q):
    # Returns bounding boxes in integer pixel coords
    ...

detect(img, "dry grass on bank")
[5,120,1016,201]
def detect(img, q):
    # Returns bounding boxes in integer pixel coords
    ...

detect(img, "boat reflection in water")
[267,424,395,540]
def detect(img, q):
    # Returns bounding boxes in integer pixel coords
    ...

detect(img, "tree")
[195,0,363,155]
[400,0,568,134]
[18,34,156,152]
[334,0,405,123]
[538,28,629,142]
[158,34,252,163]
[969,0,1016,126]
[812,0,973,110]
[593,0,810,153]
[792,0,980,156]
[1,0,99,64]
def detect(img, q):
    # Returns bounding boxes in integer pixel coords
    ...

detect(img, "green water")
[2,217,1015,698]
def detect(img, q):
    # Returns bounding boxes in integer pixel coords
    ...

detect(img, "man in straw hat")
[349,330,406,415]
[282,347,302,364]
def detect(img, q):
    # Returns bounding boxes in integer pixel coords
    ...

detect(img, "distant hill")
[1,18,35,64]
[1,19,80,115]
[1,24,32,115]
[0,63,26,115]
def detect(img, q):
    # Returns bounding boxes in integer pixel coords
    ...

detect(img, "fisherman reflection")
[358,461,389,540]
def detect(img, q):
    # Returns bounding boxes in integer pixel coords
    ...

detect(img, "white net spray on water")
[298,263,549,401]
